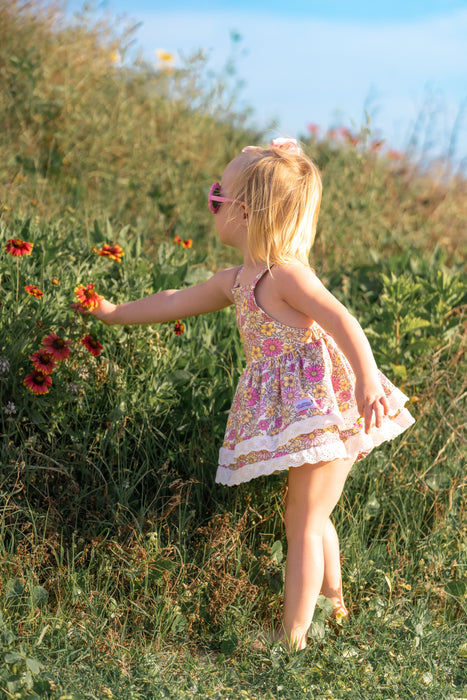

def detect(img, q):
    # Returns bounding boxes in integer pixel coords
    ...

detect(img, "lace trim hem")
[216,408,415,486]
[219,387,411,467]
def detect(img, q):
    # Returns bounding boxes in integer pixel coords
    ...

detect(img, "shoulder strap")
[232,265,244,288]
[252,265,273,288]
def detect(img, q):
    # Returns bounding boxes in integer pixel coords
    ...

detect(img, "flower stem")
[16,258,19,302]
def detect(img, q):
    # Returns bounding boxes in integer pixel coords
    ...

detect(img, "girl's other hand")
[354,376,390,433]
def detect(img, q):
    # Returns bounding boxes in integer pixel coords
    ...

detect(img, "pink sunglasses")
[208,182,243,214]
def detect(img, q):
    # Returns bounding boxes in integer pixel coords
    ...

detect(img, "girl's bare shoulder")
[271,262,320,289]
[211,265,243,300]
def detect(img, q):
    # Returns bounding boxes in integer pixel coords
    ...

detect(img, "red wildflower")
[30,350,56,374]
[5,238,34,257]
[370,139,385,152]
[24,284,43,298]
[174,236,193,248]
[337,126,352,139]
[174,320,185,335]
[82,335,103,356]
[387,149,405,161]
[307,123,320,136]
[95,244,125,262]
[24,370,52,395]
[74,283,103,311]
[41,332,72,361]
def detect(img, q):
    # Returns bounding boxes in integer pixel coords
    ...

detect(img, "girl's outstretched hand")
[354,375,390,434]
[71,298,118,325]
[86,298,118,325]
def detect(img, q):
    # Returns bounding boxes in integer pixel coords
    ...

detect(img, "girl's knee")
[284,502,328,541]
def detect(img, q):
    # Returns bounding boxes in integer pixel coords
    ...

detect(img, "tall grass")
[0,2,466,699]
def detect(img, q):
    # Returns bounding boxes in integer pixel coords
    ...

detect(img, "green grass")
[0,2,466,699]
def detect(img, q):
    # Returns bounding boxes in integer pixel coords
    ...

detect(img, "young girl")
[88,138,415,651]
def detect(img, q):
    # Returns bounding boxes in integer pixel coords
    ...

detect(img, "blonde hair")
[228,145,322,267]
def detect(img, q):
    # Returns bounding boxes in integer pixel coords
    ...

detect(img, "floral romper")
[216,267,415,486]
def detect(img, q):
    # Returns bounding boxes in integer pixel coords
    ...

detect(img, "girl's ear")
[241,203,249,223]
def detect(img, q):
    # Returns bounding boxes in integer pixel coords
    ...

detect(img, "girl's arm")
[88,267,236,325]
[275,264,389,433]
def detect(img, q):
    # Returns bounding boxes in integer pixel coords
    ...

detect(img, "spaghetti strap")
[252,266,271,287]
[232,266,244,289]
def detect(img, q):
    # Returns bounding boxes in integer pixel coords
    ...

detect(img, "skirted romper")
[216,267,415,486]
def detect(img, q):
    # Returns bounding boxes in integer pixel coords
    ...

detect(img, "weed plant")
[0,2,466,699]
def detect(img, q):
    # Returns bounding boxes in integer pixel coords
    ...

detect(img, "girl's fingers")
[364,402,373,433]
[381,395,390,415]
[373,399,384,429]
[365,395,389,433]
[70,302,87,313]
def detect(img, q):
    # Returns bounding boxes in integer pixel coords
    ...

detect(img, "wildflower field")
[0,2,466,698]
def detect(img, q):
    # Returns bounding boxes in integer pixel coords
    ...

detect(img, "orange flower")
[95,244,125,262]
[24,284,43,298]
[24,370,52,395]
[5,238,33,257]
[30,350,56,374]
[41,332,72,361]
[74,283,103,310]
[82,335,103,356]
[174,236,193,248]
[174,320,185,335]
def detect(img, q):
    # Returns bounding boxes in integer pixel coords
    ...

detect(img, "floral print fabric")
[216,268,415,486]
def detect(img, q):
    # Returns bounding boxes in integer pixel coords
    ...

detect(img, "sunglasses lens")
[208,182,222,213]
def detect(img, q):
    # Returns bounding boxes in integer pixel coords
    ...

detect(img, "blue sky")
[64,0,467,167]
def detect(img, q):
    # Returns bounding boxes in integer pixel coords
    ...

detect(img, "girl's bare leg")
[320,518,348,615]
[282,458,354,650]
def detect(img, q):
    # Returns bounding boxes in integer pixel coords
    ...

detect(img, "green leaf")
[267,573,283,595]
[270,540,283,565]
[390,363,407,380]
[170,613,187,634]
[445,580,466,597]
[364,495,380,519]
[26,656,42,674]
[316,595,334,617]
[31,585,48,606]
[4,578,24,602]
[308,620,326,641]
[425,472,451,491]
[400,317,431,334]
[4,651,24,664]
[184,267,213,285]
[220,636,238,655]
[0,629,16,645]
